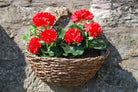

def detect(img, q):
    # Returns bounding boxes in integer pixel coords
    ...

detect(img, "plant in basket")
[23,9,106,58]
[23,9,108,87]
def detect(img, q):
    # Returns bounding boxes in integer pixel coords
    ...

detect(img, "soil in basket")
[79,49,101,58]
[63,49,101,59]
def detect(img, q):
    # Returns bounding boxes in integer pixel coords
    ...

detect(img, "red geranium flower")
[33,12,55,27]
[71,9,94,22]
[40,29,57,43]
[64,28,83,45]
[29,38,41,54]
[84,22,102,38]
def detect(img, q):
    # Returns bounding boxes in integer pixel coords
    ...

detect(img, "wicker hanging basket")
[24,49,109,87]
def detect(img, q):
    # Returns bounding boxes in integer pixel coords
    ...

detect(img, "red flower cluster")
[40,29,57,43]
[64,28,83,45]
[33,12,55,27]
[29,38,41,54]
[71,9,94,22]
[84,22,102,38]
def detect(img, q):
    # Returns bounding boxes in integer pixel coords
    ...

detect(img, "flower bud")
[88,37,93,40]
[39,40,45,45]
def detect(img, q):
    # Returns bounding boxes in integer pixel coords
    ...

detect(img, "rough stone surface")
[12,0,91,9]
[0,0,138,92]
[96,62,138,92]
[0,28,26,92]
[104,0,138,27]
[90,0,111,26]
[0,0,12,8]
[104,27,138,60]
[90,0,138,27]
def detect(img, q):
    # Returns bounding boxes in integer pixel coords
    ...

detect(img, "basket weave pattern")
[25,50,108,87]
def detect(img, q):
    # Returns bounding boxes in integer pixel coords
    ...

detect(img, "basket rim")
[24,48,109,61]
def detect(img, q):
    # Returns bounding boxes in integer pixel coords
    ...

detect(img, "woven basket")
[24,49,109,87]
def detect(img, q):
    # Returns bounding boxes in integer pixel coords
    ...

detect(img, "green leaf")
[62,44,84,57]
[57,28,67,39]
[45,50,55,57]
[68,24,84,31]
[22,34,31,42]
[63,53,68,56]
[29,25,37,35]
[41,47,64,57]
[50,47,63,57]
[90,39,106,50]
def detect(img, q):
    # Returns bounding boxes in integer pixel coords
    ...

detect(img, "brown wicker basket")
[24,49,109,87]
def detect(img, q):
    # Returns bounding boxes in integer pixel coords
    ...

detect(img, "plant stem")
[46,44,49,49]
[47,42,54,50]
[40,48,45,56]
[86,38,88,49]
[85,32,88,49]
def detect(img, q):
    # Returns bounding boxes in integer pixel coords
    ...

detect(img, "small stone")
[131,20,138,23]
[123,16,132,20]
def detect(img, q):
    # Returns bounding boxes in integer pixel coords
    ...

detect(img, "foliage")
[22,9,106,58]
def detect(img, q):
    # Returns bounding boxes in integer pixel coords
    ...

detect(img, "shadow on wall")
[94,35,138,92]
[0,25,26,92]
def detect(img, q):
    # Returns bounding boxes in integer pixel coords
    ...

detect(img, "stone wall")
[0,0,138,92]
